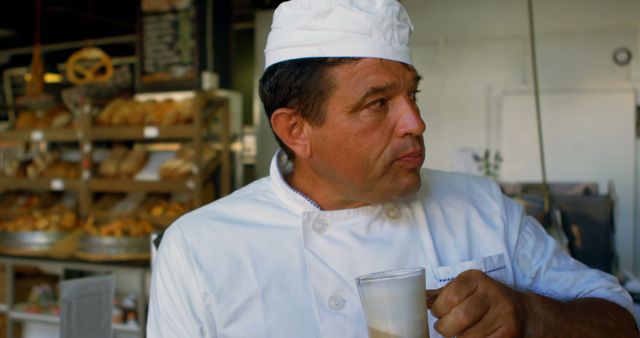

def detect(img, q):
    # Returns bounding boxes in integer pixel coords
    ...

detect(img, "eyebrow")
[348,73,422,112]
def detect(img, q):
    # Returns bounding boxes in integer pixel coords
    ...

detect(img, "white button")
[385,205,401,220]
[328,294,346,311]
[312,218,329,234]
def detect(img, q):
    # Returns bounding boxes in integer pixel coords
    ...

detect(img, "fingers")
[427,269,525,338]
[428,270,495,337]
[425,288,441,298]
[435,294,491,337]
[430,269,483,319]
[455,310,520,338]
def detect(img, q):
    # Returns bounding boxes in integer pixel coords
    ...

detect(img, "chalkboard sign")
[137,0,200,92]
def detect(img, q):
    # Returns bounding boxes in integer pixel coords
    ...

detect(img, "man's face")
[304,58,426,208]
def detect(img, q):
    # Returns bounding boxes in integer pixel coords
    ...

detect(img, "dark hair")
[258,57,359,160]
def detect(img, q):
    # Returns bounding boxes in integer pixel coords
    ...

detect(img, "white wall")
[405,0,640,272]
[405,0,639,169]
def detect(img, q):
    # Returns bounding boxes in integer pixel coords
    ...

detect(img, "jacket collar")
[270,150,322,213]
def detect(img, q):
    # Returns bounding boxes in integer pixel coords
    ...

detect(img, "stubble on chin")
[376,169,423,203]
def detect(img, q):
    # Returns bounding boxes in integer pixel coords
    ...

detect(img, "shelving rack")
[0,89,232,218]
[0,90,232,337]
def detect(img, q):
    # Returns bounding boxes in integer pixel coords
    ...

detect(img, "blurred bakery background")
[0,0,639,337]
[0,0,264,337]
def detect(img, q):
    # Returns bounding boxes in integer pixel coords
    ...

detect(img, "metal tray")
[77,235,149,256]
[0,231,67,252]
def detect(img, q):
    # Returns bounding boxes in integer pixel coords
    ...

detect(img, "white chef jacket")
[147,151,633,338]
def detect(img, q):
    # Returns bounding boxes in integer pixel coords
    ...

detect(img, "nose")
[395,98,426,137]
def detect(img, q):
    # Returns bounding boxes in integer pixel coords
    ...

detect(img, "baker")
[147,0,638,337]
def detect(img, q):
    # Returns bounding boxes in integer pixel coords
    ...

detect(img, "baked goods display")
[39,161,80,179]
[159,143,216,180]
[1,151,80,180]
[146,198,189,220]
[91,193,191,228]
[158,159,192,180]
[0,193,48,213]
[75,194,186,260]
[1,91,229,262]
[140,194,191,227]
[0,192,78,234]
[0,205,78,233]
[2,158,24,178]
[76,215,153,261]
[95,97,194,126]
[81,216,154,238]
[98,145,148,178]
[13,105,73,130]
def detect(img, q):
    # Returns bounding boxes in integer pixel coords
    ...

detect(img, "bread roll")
[46,105,72,128]
[42,161,80,179]
[155,99,179,126]
[119,145,148,177]
[159,158,192,180]
[3,159,21,177]
[126,101,145,125]
[14,110,37,129]
[32,110,52,129]
[97,98,127,126]
[42,162,67,178]
[51,112,72,128]
[176,98,194,124]
[99,146,128,177]
[141,101,161,125]
[109,102,130,126]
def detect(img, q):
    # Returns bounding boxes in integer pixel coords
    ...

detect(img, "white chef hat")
[264,0,414,69]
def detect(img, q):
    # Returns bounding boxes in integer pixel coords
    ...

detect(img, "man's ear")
[270,107,312,159]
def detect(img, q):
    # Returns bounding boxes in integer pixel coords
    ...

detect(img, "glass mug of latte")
[356,267,428,338]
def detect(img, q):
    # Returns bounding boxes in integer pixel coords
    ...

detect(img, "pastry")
[14,110,37,129]
[119,145,148,177]
[176,98,194,124]
[98,146,128,177]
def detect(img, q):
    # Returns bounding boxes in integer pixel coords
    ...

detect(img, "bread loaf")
[119,145,148,177]
[96,98,127,126]
[176,98,194,124]
[14,110,37,129]
[98,146,128,177]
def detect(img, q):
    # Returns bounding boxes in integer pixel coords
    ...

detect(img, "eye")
[367,98,388,110]
[410,89,421,103]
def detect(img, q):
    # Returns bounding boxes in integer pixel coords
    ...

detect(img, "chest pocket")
[433,253,509,288]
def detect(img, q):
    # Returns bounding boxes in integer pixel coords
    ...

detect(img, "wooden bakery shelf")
[88,125,201,141]
[89,178,194,193]
[201,156,221,178]
[0,128,80,142]
[0,178,82,192]
[0,89,231,224]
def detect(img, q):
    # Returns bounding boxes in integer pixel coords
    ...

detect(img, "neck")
[285,162,368,211]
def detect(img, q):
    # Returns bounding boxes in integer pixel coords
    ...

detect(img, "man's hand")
[425,269,639,338]
[425,269,525,337]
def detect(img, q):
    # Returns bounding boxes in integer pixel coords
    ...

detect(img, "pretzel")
[66,47,114,85]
